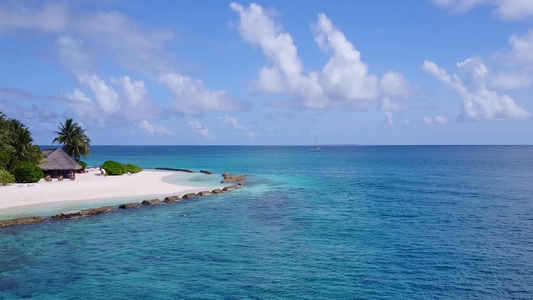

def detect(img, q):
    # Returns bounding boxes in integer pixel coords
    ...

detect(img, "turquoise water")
[1,146,533,299]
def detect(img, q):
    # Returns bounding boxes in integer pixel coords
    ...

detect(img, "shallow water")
[1,146,532,299]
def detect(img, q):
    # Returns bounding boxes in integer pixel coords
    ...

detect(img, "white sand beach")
[0,168,225,218]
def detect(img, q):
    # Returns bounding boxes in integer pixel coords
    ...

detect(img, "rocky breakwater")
[156,167,194,173]
[163,195,180,203]
[119,202,142,209]
[221,172,246,185]
[0,216,45,227]
[0,170,247,228]
[142,199,162,206]
[52,206,116,219]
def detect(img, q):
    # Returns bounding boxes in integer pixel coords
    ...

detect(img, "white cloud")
[76,73,119,113]
[507,30,533,65]
[229,2,302,93]
[189,121,212,138]
[430,0,489,13]
[490,72,531,89]
[66,88,91,104]
[76,11,173,75]
[159,73,243,114]
[381,97,407,111]
[384,111,394,125]
[218,115,255,138]
[435,116,448,123]
[138,120,173,136]
[2,2,243,117]
[230,2,410,109]
[314,13,379,101]
[0,2,69,34]
[422,59,528,120]
[430,0,533,21]
[495,0,533,20]
[424,116,448,124]
[57,36,94,72]
[380,72,412,98]
[111,76,147,108]
[64,73,161,122]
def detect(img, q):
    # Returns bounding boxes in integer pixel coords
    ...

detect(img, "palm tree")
[53,119,91,160]
[4,119,43,172]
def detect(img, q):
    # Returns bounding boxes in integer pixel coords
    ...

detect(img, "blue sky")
[1,0,533,145]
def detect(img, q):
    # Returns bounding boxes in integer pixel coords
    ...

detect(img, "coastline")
[0,168,228,220]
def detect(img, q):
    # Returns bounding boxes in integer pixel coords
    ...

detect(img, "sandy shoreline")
[0,168,225,219]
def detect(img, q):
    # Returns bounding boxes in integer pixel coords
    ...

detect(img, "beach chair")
[58,175,64,181]
[70,174,76,181]
[45,175,52,182]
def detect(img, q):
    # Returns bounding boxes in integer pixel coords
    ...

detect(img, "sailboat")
[313,133,323,152]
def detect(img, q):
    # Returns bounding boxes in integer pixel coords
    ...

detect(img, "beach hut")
[39,149,82,178]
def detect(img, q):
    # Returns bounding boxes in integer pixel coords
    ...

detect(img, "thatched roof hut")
[39,149,82,172]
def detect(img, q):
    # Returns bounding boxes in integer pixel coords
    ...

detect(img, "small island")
[0,113,245,227]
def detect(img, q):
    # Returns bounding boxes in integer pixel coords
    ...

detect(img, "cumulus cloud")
[2,2,244,119]
[111,76,147,108]
[424,116,448,124]
[422,58,528,120]
[380,72,413,98]
[0,2,69,34]
[230,2,411,109]
[430,0,533,21]
[138,120,173,136]
[189,121,212,138]
[218,115,255,138]
[76,73,120,113]
[158,73,243,114]
[62,72,162,123]
[507,30,533,66]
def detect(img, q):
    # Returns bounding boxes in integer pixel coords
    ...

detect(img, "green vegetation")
[77,160,87,171]
[123,164,142,174]
[13,161,44,183]
[101,160,142,175]
[53,119,91,160]
[0,113,94,183]
[0,112,44,183]
[0,169,15,185]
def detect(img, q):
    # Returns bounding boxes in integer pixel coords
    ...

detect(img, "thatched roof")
[39,148,82,171]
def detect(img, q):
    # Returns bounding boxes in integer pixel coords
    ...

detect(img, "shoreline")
[0,168,232,221]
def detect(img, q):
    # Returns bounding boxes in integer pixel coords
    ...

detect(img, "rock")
[182,193,197,199]
[155,168,194,173]
[80,206,116,216]
[142,199,162,206]
[200,170,212,174]
[119,202,142,209]
[0,216,45,227]
[222,184,240,192]
[52,210,82,219]
[197,191,211,196]
[52,206,116,219]
[163,195,180,202]
[221,173,246,184]
[211,188,223,194]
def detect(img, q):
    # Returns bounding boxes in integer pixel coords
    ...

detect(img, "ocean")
[1,145,532,299]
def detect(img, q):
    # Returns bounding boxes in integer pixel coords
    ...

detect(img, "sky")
[1,0,533,145]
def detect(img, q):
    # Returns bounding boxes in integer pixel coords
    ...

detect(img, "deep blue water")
[1,145,533,299]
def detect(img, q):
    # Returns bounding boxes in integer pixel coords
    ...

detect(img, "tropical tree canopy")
[0,112,44,173]
[53,119,91,160]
